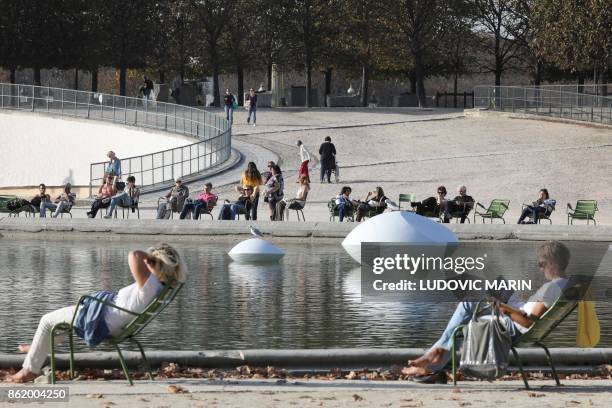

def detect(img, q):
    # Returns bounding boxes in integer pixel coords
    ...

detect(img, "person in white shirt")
[6,244,187,383]
[404,241,570,378]
[296,140,311,183]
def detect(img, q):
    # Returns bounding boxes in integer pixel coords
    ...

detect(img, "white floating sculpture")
[228,226,285,263]
[341,211,458,263]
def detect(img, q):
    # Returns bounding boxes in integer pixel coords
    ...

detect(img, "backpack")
[459,303,512,380]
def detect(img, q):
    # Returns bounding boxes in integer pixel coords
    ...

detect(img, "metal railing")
[474,85,612,125]
[0,83,231,196]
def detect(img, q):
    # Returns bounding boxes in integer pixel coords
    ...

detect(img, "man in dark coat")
[318,136,336,183]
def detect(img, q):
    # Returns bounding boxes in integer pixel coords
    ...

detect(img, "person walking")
[318,136,336,183]
[246,88,258,126]
[223,89,236,126]
[296,140,311,183]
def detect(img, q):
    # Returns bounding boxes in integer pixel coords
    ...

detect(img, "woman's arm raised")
[128,250,153,289]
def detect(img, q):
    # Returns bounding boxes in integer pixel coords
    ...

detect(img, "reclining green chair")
[567,200,598,225]
[0,195,36,217]
[451,279,588,389]
[473,199,510,223]
[49,283,184,385]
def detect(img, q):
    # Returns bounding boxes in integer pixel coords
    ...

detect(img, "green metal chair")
[0,195,36,217]
[398,194,415,210]
[567,200,598,225]
[49,283,184,385]
[440,201,474,223]
[328,198,354,222]
[473,199,510,223]
[451,280,587,389]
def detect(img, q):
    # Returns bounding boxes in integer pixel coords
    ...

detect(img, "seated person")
[218,186,253,220]
[356,186,387,222]
[518,188,556,224]
[28,184,51,214]
[5,243,187,383]
[104,176,140,218]
[264,165,284,221]
[275,175,309,221]
[404,241,570,380]
[411,186,447,216]
[335,186,359,222]
[180,182,218,219]
[157,178,189,219]
[442,185,474,223]
[40,183,76,218]
[87,176,116,218]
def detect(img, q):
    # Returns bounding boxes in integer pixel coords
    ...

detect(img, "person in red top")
[179,182,218,219]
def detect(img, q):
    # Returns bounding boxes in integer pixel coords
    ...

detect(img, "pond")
[0,238,609,353]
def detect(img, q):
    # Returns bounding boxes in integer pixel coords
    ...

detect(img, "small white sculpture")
[228,227,285,263]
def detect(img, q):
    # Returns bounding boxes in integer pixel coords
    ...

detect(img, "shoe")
[410,371,448,384]
[253,123,256,127]
[87,214,94,219]
[103,214,112,219]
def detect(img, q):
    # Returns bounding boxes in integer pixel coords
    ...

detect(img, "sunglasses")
[538,261,547,268]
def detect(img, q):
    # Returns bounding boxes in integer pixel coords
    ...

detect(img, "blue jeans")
[224,105,234,125]
[247,105,256,124]
[180,201,208,219]
[337,202,352,221]
[218,202,247,220]
[429,301,520,371]
[106,192,131,216]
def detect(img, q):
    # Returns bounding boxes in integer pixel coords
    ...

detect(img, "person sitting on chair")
[40,183,76,218]
[275,174,309,221]
[411,186,447,217]
[180,182,218,220]
[335,186,359,222]
[442,185,474,223]
[218,186,253,220]
[5,243,187,383]
[403,241,570,382]
[356,187,388,222]
[105,176,139,218]
[157,179,189,219]
[518,188,556,224]
[28,184,51,215]
[87,176,116,218]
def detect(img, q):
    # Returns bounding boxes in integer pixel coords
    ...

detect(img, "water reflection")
[0,239,609,353]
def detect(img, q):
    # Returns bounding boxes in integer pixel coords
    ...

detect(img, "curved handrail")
[473,85,612,125]
[0,82,231,196]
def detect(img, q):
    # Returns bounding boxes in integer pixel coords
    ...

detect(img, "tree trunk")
[266,61,273,91]
[323,68,332,107]
[91,68,98,93]
[601,70,608,96]
[305,58,312,108]
[237,63,244,106]
[74,68,79,90]
[360,64,369,107]
[409,71,417,93]
[159,71,165,84]
[33,65,41,86]
[9,67,16,84]
[453,72,458,108]
[414,51,427,107]
[577,73,584,93]
[533,60,543,86]
[119,65,127,96]
[213,65,220,107]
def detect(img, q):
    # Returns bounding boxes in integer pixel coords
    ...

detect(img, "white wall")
[0,111,194,187]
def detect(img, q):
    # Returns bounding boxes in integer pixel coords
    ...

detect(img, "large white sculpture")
[228,238,285,263]
[341,211,458,263]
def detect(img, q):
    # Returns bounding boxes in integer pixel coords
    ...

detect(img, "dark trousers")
[518,206,547,224]
[411,197,439,216]
[320,162,333,183]
[443,201,469,223]
[179,201,209,219]
[249,193,259,221]
[88,199,109,217]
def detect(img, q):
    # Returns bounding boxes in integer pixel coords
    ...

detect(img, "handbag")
[459,302,512,380]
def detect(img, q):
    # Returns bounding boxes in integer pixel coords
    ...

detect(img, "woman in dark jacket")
[318,136,336,183]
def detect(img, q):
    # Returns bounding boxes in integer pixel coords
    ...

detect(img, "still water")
[0,239,610,352]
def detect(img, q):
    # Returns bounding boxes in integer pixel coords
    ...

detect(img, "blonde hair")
[147,243,187,286]
[537,241,570,277]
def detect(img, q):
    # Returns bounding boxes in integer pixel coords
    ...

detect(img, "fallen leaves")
[167,385,189,394]
[352,393,364,401]
[527,392,545,398]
